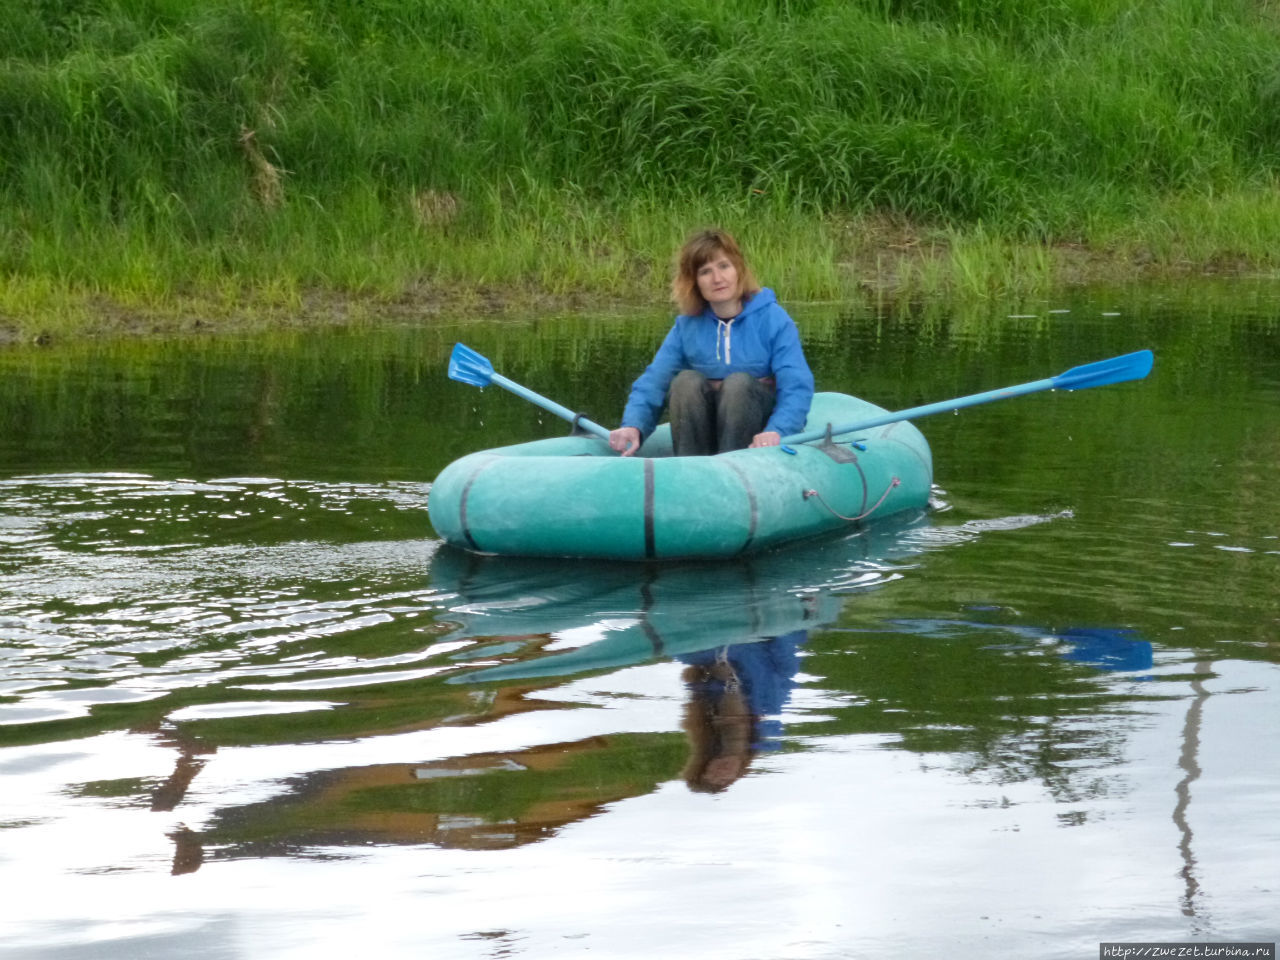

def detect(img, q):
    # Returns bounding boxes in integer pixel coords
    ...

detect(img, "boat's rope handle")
[803,477,901,522]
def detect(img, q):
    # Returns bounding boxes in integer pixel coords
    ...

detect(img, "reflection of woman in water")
[679,631,805,793]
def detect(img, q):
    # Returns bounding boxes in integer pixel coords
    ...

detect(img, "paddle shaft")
[781,348,1152,445]
[781,377,1060,445]
[488,371,612,441]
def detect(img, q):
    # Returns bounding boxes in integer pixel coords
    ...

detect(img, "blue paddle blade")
[1052,349,1153,391]
[448,342,495,387]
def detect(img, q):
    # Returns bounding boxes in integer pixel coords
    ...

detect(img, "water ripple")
[0,474,449,726]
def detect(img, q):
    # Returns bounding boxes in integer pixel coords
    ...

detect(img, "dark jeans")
[668,370,776,456]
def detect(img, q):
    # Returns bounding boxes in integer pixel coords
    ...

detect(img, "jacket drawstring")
[716,316,736,364]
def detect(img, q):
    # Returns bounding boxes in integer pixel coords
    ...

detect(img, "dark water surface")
[2,284,1278,958]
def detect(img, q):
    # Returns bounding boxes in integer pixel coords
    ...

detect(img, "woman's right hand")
[609,426,642,457]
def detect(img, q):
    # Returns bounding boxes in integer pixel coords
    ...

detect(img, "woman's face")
[695,251,741,314]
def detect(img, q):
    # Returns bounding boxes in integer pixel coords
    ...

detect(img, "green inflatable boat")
[428,391,933,561]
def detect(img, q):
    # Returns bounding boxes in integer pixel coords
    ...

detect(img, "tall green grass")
[3,0,1280,332]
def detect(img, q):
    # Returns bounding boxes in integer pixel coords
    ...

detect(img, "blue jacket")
[679,631,808,752]
[621,288,815,440]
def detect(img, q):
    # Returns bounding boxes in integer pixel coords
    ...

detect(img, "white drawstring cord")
[715,317,736,364]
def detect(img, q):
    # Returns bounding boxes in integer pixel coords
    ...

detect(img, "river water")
[1,283,1278,958]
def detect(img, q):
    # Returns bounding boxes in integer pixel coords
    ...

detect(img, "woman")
[608,229,815,457]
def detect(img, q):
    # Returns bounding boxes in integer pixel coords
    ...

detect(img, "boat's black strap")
[643,459,656,558]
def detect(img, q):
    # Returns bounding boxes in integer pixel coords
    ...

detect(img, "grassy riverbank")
[4,0,1280,339]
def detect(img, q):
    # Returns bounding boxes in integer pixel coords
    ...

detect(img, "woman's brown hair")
[679,661,755,793]
[671,228,761,316]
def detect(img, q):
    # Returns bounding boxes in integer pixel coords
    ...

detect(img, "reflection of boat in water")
[430,515,929,683]
[429,506,1153,685]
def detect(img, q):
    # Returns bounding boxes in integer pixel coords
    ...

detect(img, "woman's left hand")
[748,431,781,448]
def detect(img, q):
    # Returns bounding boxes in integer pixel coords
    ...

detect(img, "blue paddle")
[447,342,612,441]
[781,348,1154,446]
